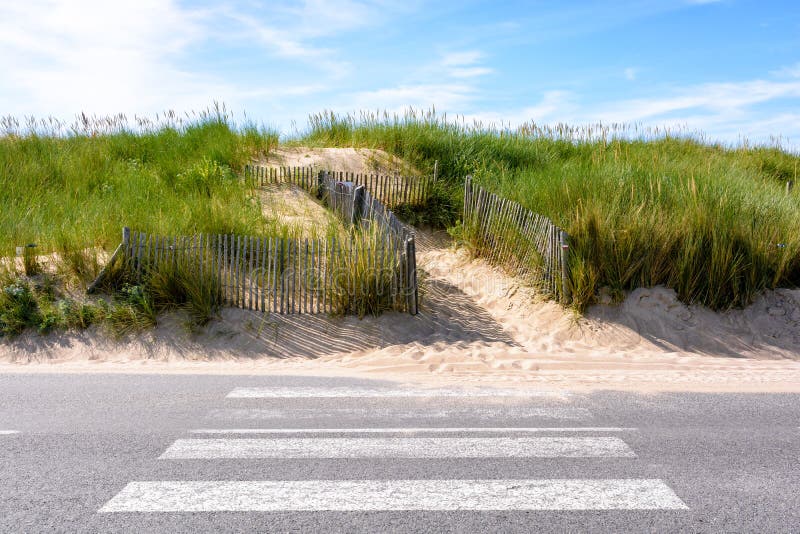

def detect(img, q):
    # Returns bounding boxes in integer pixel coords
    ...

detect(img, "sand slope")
[2,147,799,392]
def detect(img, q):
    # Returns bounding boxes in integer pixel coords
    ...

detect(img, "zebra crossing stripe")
[99,479,687,512]
[189,427,636,434]
[159,437,636,459]
[0,430,20,435]
[208,406,592,420]
[226,387,570,399]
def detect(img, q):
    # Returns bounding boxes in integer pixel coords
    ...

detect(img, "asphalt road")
[0,373,798,533]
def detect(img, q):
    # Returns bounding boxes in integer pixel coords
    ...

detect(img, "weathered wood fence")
[245,165,433,208]
[111,169,419,316]
[463,176,571,303]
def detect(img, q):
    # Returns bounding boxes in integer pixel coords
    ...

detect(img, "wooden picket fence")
[245,165,434,208]
[96,169,419,315]
[118,229,416,315]
[463,176,571,303]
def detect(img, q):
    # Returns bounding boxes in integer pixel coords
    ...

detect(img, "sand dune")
[2,147,799,392]
[2,224,799,392]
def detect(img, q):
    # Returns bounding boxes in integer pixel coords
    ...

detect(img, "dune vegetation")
[2,106,799,338]
[0,108,284,263]
[302,110,800,311]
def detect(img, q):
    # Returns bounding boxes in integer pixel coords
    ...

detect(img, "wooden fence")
[119,229,415,315]
[463,176,571,303]
[245,165,433,209]
[106,169,419,315]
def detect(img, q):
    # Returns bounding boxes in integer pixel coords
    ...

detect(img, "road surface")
[0,373,798,532]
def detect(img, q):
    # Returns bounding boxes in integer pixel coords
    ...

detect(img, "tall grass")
[302,110,800,311]
[0,108,279,278]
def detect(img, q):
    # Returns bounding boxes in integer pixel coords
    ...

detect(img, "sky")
[0,0,798,148]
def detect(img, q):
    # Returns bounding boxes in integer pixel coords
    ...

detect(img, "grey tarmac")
[0,372,798,533]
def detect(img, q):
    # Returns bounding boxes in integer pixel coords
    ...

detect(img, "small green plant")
[104,283,157,337]
[0,280,41,337]
[58,298,98,330]
[145,262,223,328]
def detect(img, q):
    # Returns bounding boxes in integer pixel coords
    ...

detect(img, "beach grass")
[0,108,279,279]
[302,110,800,311]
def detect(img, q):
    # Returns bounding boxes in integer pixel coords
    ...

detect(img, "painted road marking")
[227,387,570,399]
[160,437,636,459]
[208,406,593,421]
[0,430,20,435]
[99,479,687,512]
[190,427,636,435]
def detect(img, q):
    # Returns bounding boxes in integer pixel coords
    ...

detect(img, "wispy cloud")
[0,0,221,115]
[472,68,800,148]
[441,51,485,67]
[624,67,637,81]
[350,83,476,113]
[593,78,800,123]
[220,0,389,77]
[344,48,492,113]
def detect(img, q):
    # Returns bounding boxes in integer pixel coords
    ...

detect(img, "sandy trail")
[2,147,800,392]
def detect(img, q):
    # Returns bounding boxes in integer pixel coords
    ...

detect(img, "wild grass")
[302,109,800,311]
[326,226,404,317]
[0,107,279,282]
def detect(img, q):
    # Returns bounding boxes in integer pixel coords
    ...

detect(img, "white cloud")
[0,0,386,118]
[351,83,476,112]
[221,0,388,77]
[449,67,494,79]
[592,79,800,124]
[519,91,575,123]
[435,50,492,79]
[624,67,637,81]
[441,51,484,67]
[0,0,227,115]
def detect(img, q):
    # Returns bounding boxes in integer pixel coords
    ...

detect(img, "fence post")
[559,230,571,305]
[353,184,365,226]
[317,171,326,199]
[86,226,130,294]
[405,236,418,315]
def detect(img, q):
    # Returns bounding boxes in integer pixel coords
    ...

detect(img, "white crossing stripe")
[99,479,687,512]
[160,437,636,459]
[227,387,570,399]
[0,430,20,435]
[208,406,592,420]
[190,427,636,435]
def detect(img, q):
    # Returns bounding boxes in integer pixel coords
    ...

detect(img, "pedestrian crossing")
[226,386,571,399]
[100,479,687,512]
[189,426,636,434]
[99,385,688,514]
[159,436,636,459]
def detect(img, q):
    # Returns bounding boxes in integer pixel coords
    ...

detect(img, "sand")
[261,147,419,176]
[2,148,799,392]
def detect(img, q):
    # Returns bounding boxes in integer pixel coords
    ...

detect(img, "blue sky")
[1,0,798,148]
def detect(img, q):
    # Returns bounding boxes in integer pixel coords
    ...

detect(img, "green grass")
[0,109,279,271]
[301,110,800,311]
[0,109,410,337]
